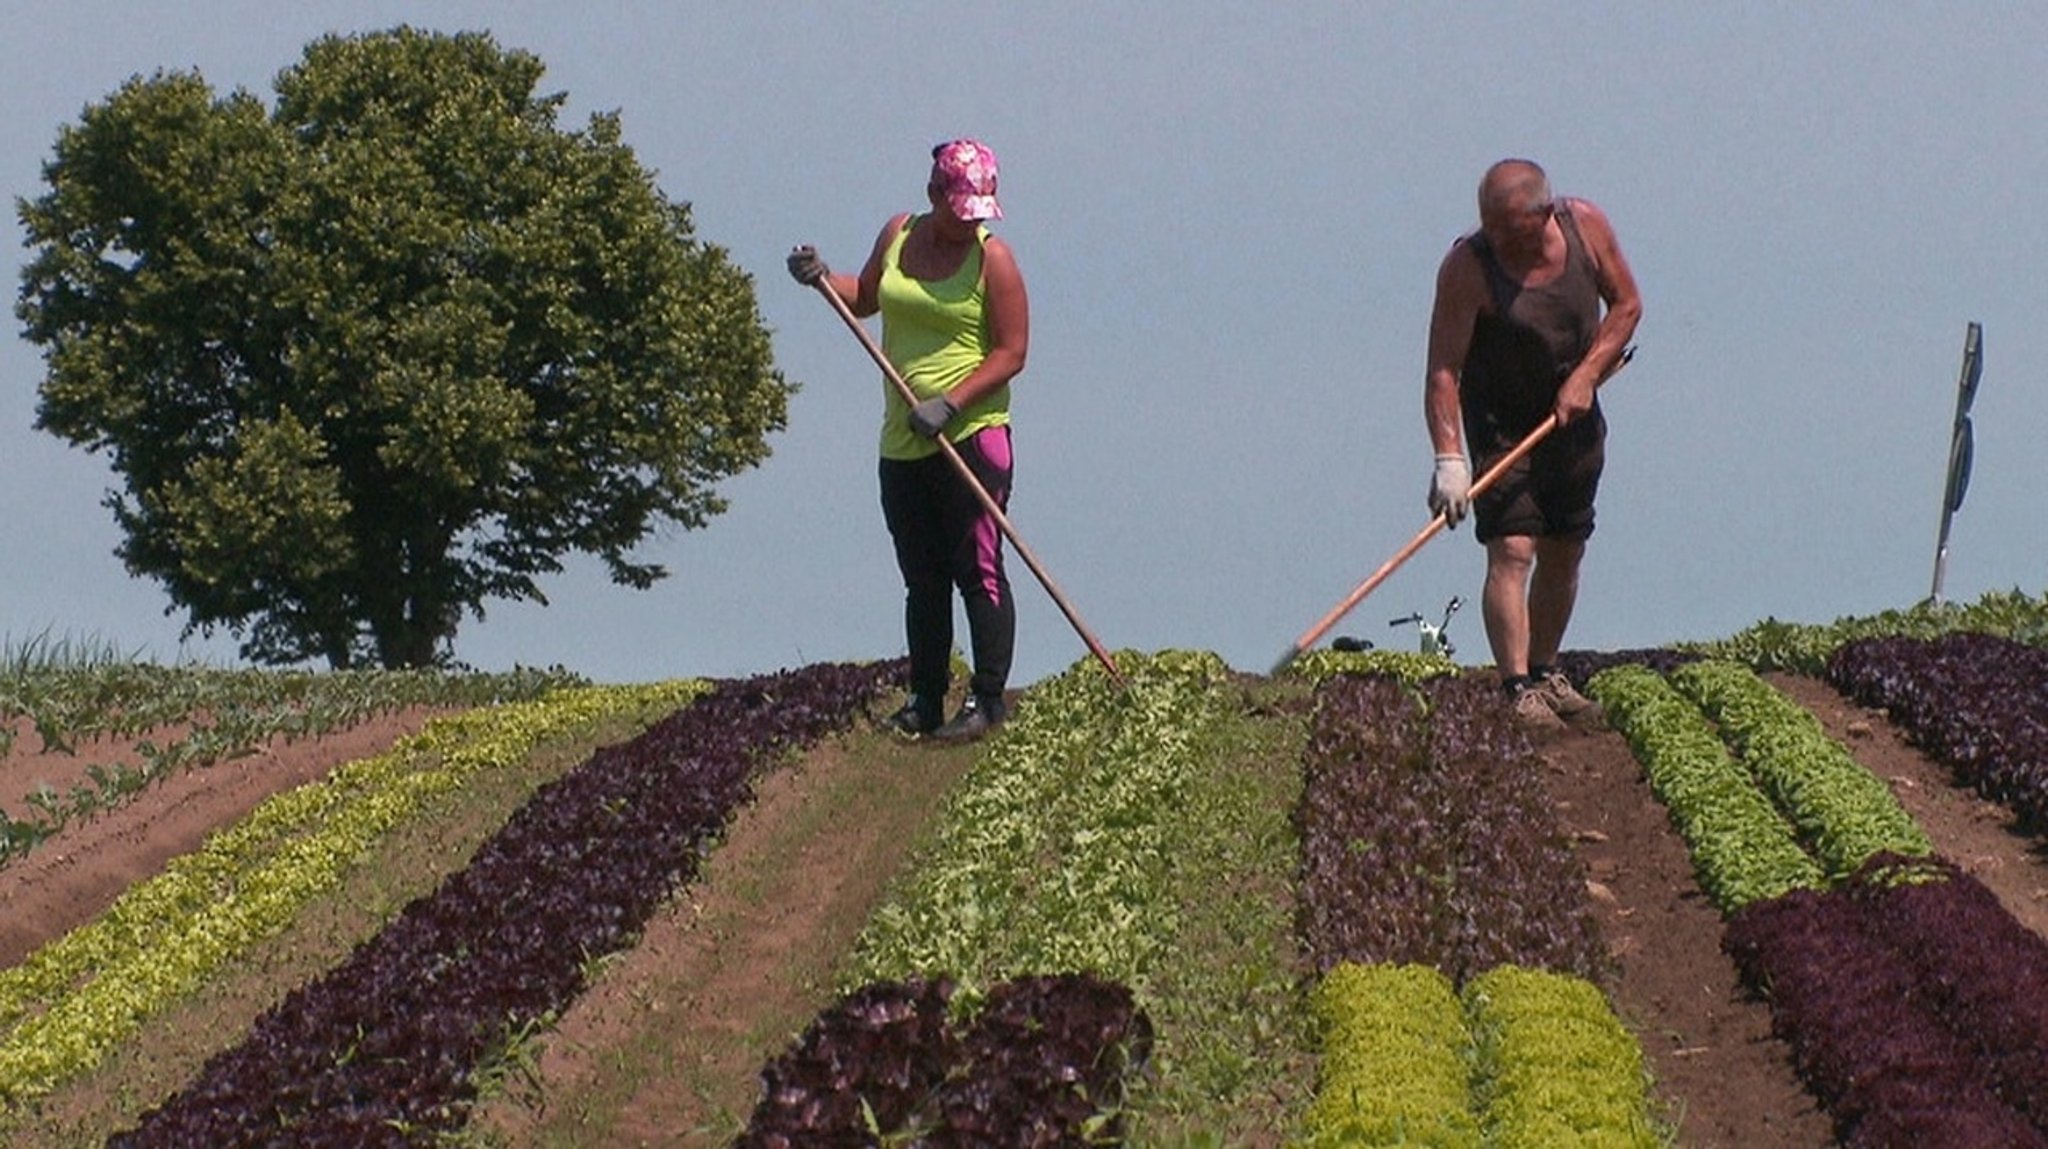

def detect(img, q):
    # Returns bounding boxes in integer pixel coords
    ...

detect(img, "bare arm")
[1425,241,1484,457]
[1555,197,1642,423]
[942,235,1029,409]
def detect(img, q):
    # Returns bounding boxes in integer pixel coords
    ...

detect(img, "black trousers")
[878,426,1015,703]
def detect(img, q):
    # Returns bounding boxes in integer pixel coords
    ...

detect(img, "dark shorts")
[1472,408,1605,543]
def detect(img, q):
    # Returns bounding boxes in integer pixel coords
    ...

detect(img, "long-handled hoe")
[807,280,1127,688]
[1271,347,1635,675]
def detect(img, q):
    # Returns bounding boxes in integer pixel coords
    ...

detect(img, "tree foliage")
[17,27,791,668]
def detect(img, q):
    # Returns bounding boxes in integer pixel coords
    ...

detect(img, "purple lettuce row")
[1297,675,1439,968]
[1555,647,1703,691]
[1297,674,1607,985]
[1825,632,2048,829]
[1838,854,2048,1129]
[1723,857,2048,1147]
[735,973,1152,1147]
[112,659,903,1149]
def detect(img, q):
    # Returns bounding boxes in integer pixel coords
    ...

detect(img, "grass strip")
[1120,673,1316,1140]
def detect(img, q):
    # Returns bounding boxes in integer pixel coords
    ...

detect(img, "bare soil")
[473,730,984,1147]
[4,674,2045,1147]
[0,710,447,969]
[1539,716,1836,1147]
[1770,672,2048,938]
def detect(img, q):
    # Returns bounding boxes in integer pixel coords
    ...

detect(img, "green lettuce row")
[0,681,702,1101]
[1463,966,1660,1149]
[1588,666,1824,912]
[1285,648,1458,686]
[1300,962,1480,1148]
[844,649,1230,998]
[1669,661,1931,876]
[1299,963,1657,1149]
[1679,586,2048,674]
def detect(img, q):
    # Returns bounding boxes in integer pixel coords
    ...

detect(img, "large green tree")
[17,27,790,668]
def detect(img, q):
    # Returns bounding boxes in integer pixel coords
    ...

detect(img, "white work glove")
[1428,453,1472,527]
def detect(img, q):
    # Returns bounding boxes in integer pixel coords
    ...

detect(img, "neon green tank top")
[877,215,1012,460]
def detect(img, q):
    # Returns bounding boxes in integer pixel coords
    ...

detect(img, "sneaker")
[932,693,1006,743]
[1511,684,1569,732]
[885,694,943,737]
[1532,670,1605,726]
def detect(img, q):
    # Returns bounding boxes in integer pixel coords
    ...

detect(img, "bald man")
[1424,158,1642,730]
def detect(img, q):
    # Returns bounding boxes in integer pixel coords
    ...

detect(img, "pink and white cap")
[930,138,1002,221]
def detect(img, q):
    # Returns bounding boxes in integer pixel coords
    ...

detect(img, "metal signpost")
[1928,322,1983,606]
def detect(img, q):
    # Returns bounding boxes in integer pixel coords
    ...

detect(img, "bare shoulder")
[1438,232,1480,270]
[1562,197,1639,303]
[875,211,914,248]
[979,233,1025,287]
[1562,197,1623,244]
[1433,233,1485,299]
[857,212,917,291]
[981,232,1018,266]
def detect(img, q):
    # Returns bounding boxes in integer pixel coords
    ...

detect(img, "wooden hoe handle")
[810,281,1127,689]
[1270,346,1636,675]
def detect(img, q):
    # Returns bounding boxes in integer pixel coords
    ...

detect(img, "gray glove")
[786,245,828,286]
[1428,453,1472,527]
[908,395,958,439]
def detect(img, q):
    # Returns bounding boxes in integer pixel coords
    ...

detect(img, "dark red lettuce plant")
[735,973,1151,1147]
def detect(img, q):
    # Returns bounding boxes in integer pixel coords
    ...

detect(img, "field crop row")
[1296,672,1658,1147]
[1299,673,1606,982]
[1826,631,2048,828]
[0,663,579,866]
[107,662,894,1145]
[1589,657,2048,1145]
[0,679,702,1108]
[1727,856,2048,1148]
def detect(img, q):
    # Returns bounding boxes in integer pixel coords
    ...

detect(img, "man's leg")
[1482,534,1538,679]
[1484,534,1571,730]
[1527,536,1587,670]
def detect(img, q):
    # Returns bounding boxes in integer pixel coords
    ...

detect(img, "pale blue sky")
[4,3,2043,683]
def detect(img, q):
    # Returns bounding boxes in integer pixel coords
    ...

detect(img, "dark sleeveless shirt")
[1460,204,1603,451]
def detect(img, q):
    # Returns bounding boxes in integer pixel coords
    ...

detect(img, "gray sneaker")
[1511,685,1570,732]
[932,693,1005,743]
[1533,671,1604,725]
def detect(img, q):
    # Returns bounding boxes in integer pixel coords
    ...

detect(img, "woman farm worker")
[787,138,1027,742]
